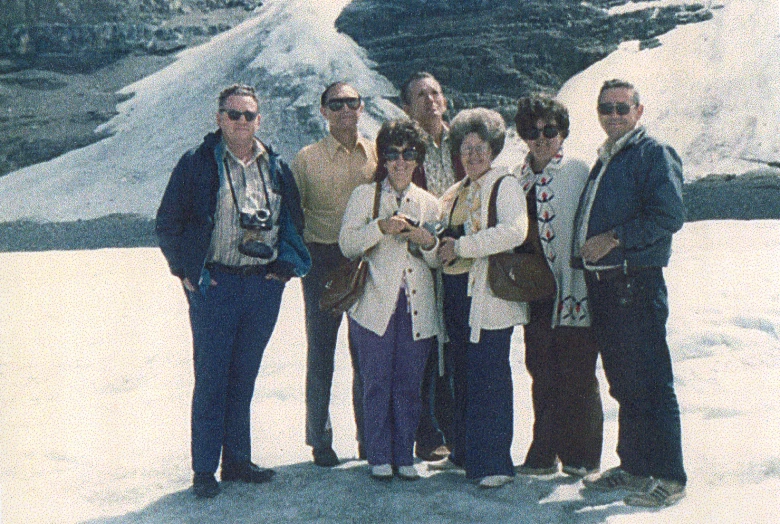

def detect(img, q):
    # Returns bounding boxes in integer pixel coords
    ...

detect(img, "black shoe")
[313,447,340,467]
[416,444,450,462]
[193,473,220,499]
[220,461,276,483]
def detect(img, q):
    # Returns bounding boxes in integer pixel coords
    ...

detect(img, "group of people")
[155,72,687,508]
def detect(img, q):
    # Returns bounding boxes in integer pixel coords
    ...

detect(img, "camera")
[439,224,465,240]
[240,208,272,231]
[396,214,446,258]
[238,207,274,259]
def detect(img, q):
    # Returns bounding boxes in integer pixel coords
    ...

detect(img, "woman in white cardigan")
[436,108,528,488]
[339,119,442,481]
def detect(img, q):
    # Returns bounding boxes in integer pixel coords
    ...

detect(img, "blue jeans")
[187,267,285,474]
[586,267,687,484]
[302,243,363,451]
[443,273,515,479]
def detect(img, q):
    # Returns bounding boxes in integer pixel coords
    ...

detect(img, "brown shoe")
[416,445,450,462]
[517,462,559,476]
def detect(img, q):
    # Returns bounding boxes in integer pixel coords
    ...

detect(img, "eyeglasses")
[597,102,635,116]
[325,97,362,112]
[460,143,490,156]
[384,148,419,161]
[520,125,560,141]
[220,109,258,122]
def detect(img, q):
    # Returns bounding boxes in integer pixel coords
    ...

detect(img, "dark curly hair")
[374,119,428,184]
[514,96,570,140]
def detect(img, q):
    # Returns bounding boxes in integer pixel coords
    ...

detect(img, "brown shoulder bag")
[319,182,381,315]
[487,176,556,302]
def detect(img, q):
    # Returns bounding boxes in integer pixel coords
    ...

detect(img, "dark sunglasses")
[384,148,419,161]
[597,102,634,116]
[220,109,258,121]
[325,97,361,112]
[520,125,560,141]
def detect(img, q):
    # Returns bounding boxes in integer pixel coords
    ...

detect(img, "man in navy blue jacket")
[156,84,310,499]
[573,79,687,507]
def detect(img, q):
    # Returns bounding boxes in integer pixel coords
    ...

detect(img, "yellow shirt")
[291,134,377,244]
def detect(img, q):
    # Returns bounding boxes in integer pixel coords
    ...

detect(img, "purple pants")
[349,290,433,467]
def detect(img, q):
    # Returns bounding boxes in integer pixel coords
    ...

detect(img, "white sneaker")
[371,464,393,479]
[397,465,420,480]
[478,475,514,488]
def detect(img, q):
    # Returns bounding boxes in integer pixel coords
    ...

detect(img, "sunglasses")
[384,148,419,161]
[220,109,258,121]
[597,102,634,116]
[325,97,362,112]
[520,125,560,141]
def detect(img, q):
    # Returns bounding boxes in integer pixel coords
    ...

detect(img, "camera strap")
[223,155,272,219]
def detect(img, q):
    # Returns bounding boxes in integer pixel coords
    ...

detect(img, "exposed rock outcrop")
[336,0,714,116]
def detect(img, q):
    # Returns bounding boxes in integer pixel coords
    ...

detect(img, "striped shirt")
[207,140,281,267]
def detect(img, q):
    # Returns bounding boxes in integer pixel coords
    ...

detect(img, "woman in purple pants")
[339,119,443,481]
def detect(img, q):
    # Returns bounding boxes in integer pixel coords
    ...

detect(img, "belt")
[589,265,653,282]
[206,263,267,276]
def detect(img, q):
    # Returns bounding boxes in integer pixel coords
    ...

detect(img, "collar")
[424,125,450,149]
[598,126,645,162]
[323,133,369,160]
[474,165,508,190]
[517,148,564,188]
[381,178,412,201]
[223,137,266,165]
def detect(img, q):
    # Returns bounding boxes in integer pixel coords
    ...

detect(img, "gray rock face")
[0,0,261,73]
[335,0,714,116]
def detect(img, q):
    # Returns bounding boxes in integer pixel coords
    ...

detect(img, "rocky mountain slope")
[0,0,261,176]
[335,0,714,116]
[0,0,777,252]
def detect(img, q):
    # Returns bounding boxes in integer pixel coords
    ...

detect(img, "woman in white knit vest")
[513,95,604,479]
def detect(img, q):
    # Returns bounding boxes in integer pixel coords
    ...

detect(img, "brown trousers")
[522,298,604,470]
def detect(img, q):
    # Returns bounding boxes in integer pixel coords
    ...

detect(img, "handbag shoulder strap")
[487,175,511,229]
[357,181,382,261]
[372,180,381,219]
[487,175,542,250]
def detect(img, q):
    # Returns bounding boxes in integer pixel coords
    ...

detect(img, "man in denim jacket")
[573,79,687,507]
[156,84,310,499]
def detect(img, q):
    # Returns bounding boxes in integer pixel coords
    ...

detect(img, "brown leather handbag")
[319,182,381,315]
[487,176,556,302]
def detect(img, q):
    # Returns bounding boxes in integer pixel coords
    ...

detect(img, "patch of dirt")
[0,54,174,175]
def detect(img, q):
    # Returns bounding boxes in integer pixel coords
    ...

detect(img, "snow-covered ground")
[0,0,777,223]
[1,220,779,523]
